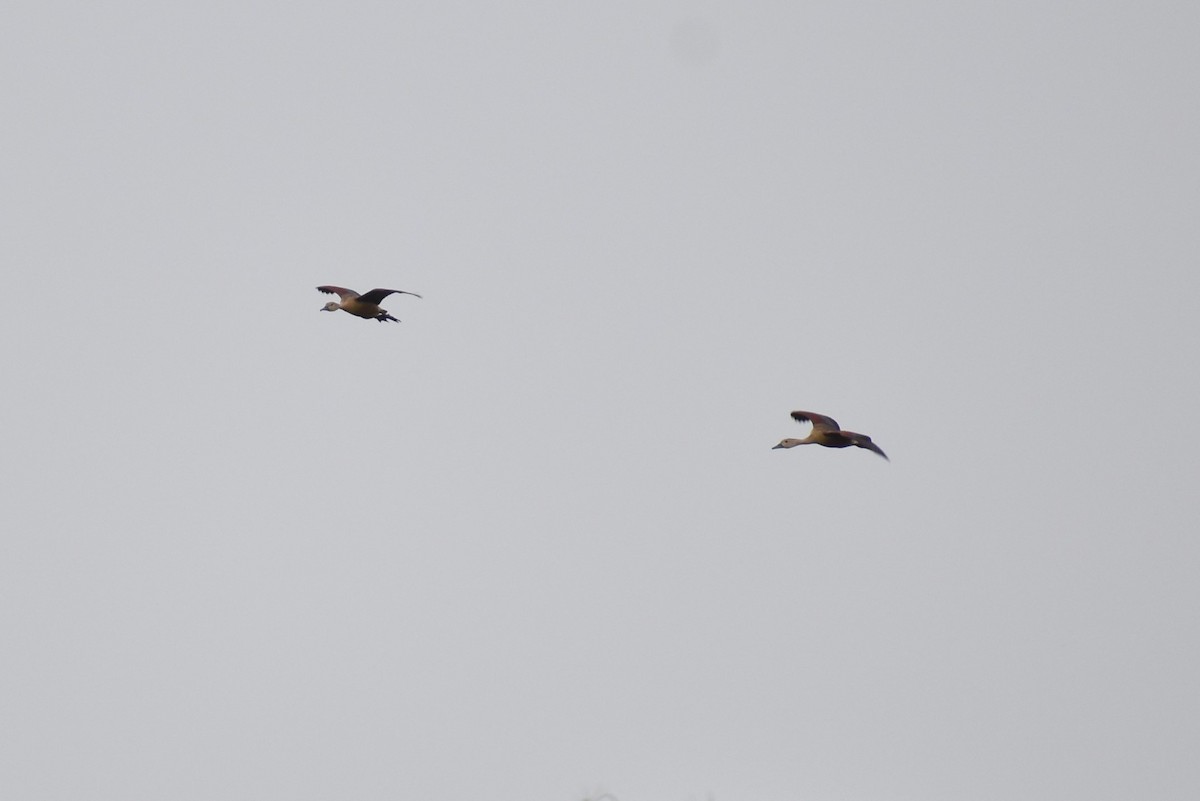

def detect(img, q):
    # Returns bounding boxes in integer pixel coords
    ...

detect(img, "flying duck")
[772,410,888,460]
[317,285,422,323]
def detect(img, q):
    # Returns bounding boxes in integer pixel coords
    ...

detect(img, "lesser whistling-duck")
[772,410,888,460]
[317,285,422,323]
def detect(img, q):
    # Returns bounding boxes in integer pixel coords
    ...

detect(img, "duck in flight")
[317,285,422,323]
[772,410,888,461]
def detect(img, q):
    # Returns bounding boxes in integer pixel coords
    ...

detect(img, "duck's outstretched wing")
[317,285,360,300]
[790,410,841,434]
[845,432,888,461]
[358,288,422,304]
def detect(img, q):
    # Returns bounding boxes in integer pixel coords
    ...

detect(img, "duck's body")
[773,410,888,460]
[317,285,421,322]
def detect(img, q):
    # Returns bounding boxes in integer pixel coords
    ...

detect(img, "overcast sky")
[3,2,1198,800]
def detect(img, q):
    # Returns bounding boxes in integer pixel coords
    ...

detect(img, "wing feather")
[789,410,841,433]
[316,285,360,300]
[357,288,423,304]
[846,432,888,461]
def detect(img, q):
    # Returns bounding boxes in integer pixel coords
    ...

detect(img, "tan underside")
[340,298,383,318]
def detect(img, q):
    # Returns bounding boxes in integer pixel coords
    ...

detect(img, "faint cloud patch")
[670,15,720,65]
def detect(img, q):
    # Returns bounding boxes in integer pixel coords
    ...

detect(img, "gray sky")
[3,1,1198,799]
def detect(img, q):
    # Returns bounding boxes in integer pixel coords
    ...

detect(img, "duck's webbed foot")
[375,313,401,323]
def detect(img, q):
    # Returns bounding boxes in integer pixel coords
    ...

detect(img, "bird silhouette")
[772,410,888,460]
[317,285,422,323]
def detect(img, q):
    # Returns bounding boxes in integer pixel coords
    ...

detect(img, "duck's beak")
[771,443,784,449]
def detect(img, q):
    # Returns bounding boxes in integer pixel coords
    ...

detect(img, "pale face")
[321,302,340,312]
